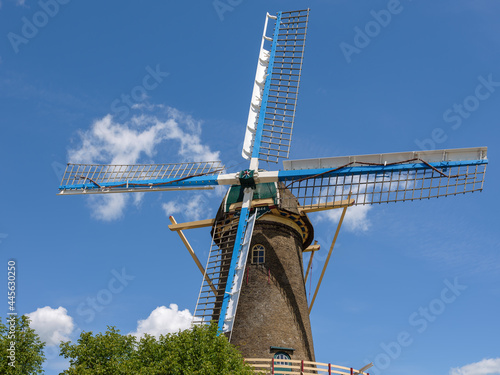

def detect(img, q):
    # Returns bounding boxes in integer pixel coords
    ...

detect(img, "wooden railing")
[245,358,370,375]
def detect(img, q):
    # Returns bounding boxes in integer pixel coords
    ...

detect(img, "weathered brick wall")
[230,219,315,361]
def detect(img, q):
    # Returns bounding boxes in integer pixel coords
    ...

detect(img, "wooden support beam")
[169,216,216,295]
[304,241,318,284]
[168,218,214,231]
[308,199,349,313]
[358,363,374,374]
[298,198,355,214]
[303,243,320,252]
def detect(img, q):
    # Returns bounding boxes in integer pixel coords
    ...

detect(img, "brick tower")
[212,183,315,361]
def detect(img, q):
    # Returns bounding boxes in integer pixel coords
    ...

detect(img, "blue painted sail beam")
[217,205,251,332]
[251,12,282,160]
[58,175,219,191]
[276,159,488,181]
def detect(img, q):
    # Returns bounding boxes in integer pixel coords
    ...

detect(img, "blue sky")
[1,1,499,374]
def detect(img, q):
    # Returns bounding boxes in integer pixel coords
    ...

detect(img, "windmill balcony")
[244,358,370,375]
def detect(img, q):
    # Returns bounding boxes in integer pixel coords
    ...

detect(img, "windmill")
[58,8,488,370]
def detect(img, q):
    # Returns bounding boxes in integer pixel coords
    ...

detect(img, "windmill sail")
[194,8,311,336]
[242,9,310,164]
[193,217,239,327]
[193,206,257,334]
[221,211,256,335]
[279,147,488,209]
[58,161,224,194]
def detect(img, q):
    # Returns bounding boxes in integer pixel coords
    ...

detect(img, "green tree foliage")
[59,324,255,375]
[0,315,45,374]
[59,326,136,374]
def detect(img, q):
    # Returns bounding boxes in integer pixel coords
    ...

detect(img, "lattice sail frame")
[193,212,256,334]
[280,148,487,208]
[193,218,238,327]
[242,9,310,164]
[58,161,224,194]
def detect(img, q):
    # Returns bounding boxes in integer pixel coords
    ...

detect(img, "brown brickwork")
[211,184,316,361]
[230,218,315,362]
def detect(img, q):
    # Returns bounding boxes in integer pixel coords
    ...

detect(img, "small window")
[251,244,265,265]
[274,352,291,372]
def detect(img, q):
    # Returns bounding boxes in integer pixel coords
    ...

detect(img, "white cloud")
[130,304,193,339]
[162,194,211,221]
[88,194,128,221]
[69,114,163,165]
[450,358,500,375]
[68,106,220,221]
[318,204,372,232]
[27,306,75,346]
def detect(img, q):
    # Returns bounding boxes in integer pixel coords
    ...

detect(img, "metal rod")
[304,246,316,283]
[308,201,349,313]
[169,216,217,295]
